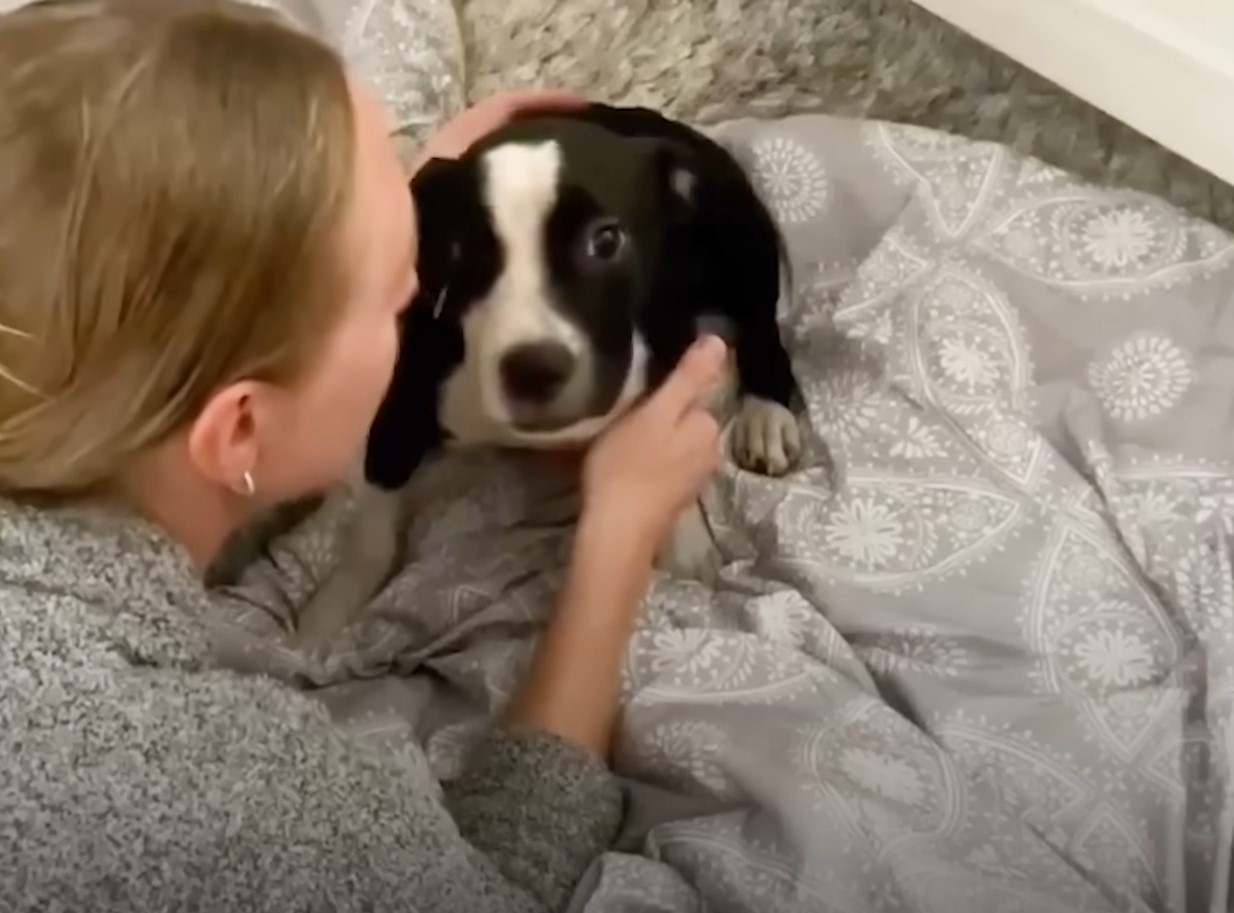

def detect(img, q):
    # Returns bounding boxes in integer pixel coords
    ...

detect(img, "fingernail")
[696,334,727,363]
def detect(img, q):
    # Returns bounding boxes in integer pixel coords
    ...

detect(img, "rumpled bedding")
[211,114,1234,912]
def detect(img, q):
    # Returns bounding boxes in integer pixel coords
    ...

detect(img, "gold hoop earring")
[241,470,256,498]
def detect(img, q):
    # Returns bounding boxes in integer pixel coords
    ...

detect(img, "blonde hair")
[0,0,356,500]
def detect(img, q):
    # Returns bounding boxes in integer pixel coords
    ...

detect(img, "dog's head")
[408,116,699,449]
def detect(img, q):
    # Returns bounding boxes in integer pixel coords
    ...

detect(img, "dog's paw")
[655,502,722,584]
[731,396,801,476]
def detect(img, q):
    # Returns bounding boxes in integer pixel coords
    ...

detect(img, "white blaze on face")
[471,142,585,413]
[438,140,649,449]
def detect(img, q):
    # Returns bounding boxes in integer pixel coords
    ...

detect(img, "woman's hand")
[409,89,587,174]
[506,336,727,758]
[579,335,728,560]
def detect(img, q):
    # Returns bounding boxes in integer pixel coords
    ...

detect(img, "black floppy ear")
[361,158,469,492]
[363,294,455,490]
[408,156,469,310]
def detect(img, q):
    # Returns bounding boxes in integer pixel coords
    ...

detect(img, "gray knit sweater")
[0,498,623,912]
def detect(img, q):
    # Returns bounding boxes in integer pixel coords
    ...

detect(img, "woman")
[0,1,725,910]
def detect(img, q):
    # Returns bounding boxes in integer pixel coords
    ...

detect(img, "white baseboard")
[910,0,1234,187]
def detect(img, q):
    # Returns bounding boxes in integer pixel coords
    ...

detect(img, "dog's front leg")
[655,499,721,584]
[292,483,407,649]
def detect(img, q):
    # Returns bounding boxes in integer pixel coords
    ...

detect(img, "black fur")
[364,103,798,492]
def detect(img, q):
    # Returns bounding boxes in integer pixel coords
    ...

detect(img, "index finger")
[648,335,728,421]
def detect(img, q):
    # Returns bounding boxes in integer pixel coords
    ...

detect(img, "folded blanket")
[211,114,1234,913]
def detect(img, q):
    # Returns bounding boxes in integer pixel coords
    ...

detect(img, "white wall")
[911,0,1234,186]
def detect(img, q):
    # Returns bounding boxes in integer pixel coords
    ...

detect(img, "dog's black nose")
[500,342,576,403]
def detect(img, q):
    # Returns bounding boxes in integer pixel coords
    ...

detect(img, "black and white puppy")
[293,104,801,647]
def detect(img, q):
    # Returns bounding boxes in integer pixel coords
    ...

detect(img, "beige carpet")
[457,0,1234,231]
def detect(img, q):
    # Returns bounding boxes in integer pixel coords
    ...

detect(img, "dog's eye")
[585,221,627,261]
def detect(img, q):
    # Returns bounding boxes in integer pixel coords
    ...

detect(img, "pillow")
[253,0,467,157]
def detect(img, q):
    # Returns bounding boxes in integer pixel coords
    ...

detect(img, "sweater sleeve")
[1,665,621,913]
[446,729,625,910]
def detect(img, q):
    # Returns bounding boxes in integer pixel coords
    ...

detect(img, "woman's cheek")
[364,318,400,410]
[379,316,400,383]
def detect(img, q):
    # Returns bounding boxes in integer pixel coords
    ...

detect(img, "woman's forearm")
[505,514,655,758]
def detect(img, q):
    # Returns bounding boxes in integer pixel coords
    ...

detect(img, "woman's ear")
[186,381,262,495]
